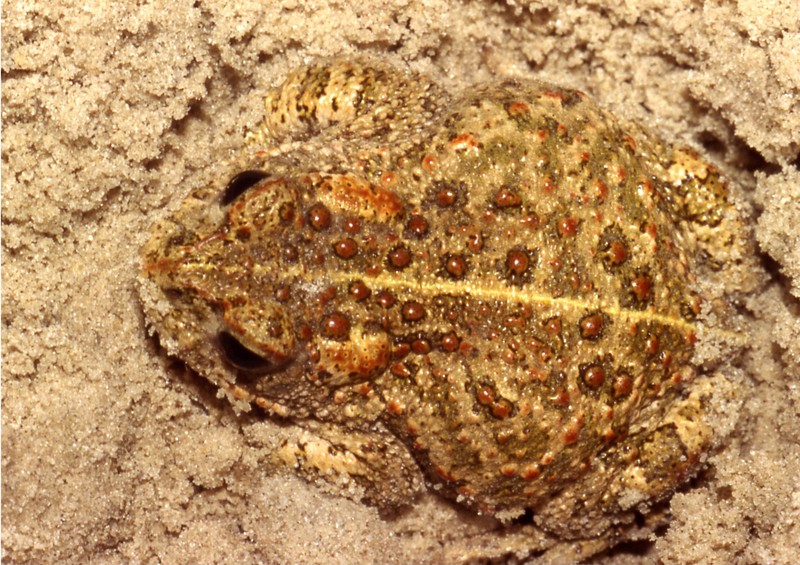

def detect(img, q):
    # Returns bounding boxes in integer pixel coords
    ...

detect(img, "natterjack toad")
[139,58,755,548]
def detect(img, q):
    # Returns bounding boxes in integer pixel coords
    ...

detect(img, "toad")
[139,58,755,551]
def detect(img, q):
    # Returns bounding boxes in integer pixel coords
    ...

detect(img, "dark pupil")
[221,170,270,206]
[218,331,274,373]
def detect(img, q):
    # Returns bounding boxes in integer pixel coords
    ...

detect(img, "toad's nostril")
[221,170,270,206]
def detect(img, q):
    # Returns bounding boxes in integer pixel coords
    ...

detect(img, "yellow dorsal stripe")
[175,261,740,339]
[325,270,697,333]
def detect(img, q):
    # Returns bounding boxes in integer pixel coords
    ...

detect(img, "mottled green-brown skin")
[140,59,747,541]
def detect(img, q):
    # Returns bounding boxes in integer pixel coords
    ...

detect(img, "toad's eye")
[222,170,270,206]
[218,331,290,375]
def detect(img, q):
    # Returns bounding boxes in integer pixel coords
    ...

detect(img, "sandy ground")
[3,1,800,563]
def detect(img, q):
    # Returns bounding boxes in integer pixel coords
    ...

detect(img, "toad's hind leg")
[608,375,721,513]
[650,143,756,279]
[274,420,425,510]
[249,58,447,147]
[637,134,761,340]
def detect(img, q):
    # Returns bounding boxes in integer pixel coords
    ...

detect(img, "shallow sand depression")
[2,2,800,564]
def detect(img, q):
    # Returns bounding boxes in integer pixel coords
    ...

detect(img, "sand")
[2,1,799,563]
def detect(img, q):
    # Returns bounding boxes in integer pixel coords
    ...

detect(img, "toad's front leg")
[248,58,447,150]
[274,419,425,510]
